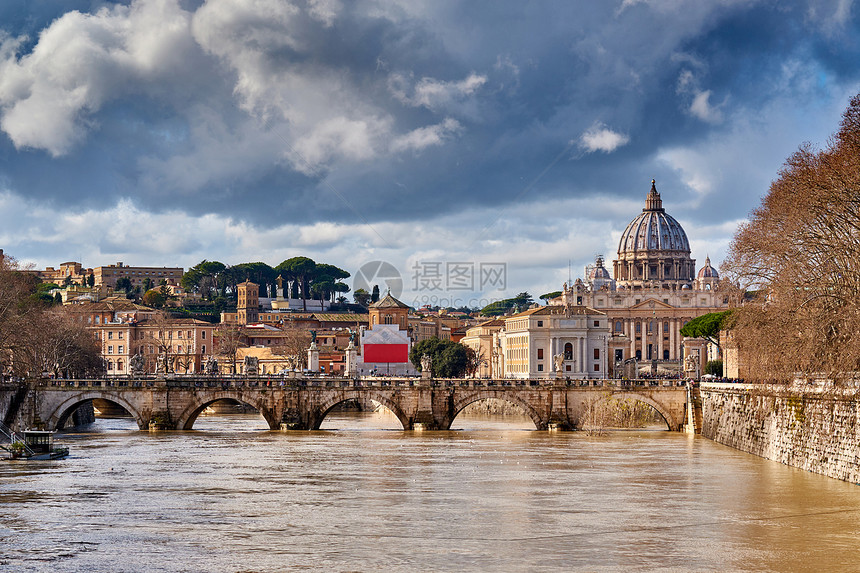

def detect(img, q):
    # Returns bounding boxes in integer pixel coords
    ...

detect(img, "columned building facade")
[551,180,727,375]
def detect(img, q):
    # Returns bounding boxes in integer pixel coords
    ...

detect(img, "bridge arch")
[47,392,146,430]
[604,390,681,431]
[450,390,545,430]
[175,392,278,430]
[314,392,410,430]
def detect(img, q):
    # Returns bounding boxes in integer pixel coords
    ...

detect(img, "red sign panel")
[363,344,409,363]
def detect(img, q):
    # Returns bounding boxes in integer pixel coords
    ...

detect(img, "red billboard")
[363,343,409,363]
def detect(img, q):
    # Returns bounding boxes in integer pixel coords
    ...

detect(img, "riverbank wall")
[700,382,860,483]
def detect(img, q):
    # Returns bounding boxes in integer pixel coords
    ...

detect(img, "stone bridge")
[1,376,692,432]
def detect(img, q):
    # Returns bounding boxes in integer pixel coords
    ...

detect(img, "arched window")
[663,321,669,333]
[564,343,573,360]
[117,360,124,371]
[635,322,641,334]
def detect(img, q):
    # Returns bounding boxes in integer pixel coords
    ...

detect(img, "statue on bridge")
[205,356,219,375]
[130,353,146,376]
[421,354,433,374]
[553,353,564,374]
[155,353,173,374]
[243,355,259,376]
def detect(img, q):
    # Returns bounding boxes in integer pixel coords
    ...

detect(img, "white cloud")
[578,122,630,153]
[389,72,487,111]
[308,0,342,27]
[0,0,196,156]
[689,90,723,123]
[390,118,462,153]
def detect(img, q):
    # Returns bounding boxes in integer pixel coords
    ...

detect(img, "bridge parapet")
[34,376,689,391]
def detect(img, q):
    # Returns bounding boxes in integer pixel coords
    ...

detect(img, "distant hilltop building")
[94,262,183,289]
[463,180,727,379]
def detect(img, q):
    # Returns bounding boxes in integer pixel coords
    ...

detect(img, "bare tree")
[215,323,243,374]
[723,93,860,384]
[10,308,102,378]
[270,327,311,371]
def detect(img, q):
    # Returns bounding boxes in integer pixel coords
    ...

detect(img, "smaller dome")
[586,255,612,280]
[697,256,719,279]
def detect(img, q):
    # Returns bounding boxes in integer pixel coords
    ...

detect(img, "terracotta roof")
[369,293,410,309]
[311,313,369,322]
[508,305,605,318]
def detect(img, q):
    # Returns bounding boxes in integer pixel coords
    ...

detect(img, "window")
[118,331,123,339]
[594,364,600,372]
[593,348,600,359]
[615,321,622,332]
[537,320,543,327]
[107,331,113,340]
[177,331,183,339]
[537,364,544,371]
[107,361,113,371]
[663,321,669,333]
[202,331,206,340]
[187,331,191,339]
[107,345,113,354]
[635,323,641,334]
[566,365,571,371]
[118,345,124,354]
[117,360,124,371]
[95,316,100,324]
[537,348,544,359]
[202,345,206,355]
[564,342,573,360]
[593,320,599,327]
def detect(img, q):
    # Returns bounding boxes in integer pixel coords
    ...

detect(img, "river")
[1,409,859,572]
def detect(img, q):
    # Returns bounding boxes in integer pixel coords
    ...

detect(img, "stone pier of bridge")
[1,376,692,433]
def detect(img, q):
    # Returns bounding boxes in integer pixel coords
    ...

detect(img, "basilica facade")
[554,180,726,372]
[464,180,727,379]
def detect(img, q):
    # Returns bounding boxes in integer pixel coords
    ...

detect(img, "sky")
[1,0,859,308]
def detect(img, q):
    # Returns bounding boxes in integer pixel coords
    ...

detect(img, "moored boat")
[1,430,69,460]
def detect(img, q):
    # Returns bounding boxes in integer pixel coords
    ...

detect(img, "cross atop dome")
[644,179,664,212]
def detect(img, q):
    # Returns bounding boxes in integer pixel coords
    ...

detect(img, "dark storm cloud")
[0,0,858,233]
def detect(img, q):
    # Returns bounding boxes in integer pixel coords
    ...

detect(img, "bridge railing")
[31,375,689,391]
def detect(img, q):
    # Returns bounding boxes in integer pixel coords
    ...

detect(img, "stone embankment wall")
[701,382,859,483]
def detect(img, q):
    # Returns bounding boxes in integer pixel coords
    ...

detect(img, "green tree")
[539,291,562,302]
[115,277,132,294]
[231,262,277,297]
[86,273,95,288]
[182,260,227,299]
[480,292,533,316]
[275,257,316,311]
[142,277,153,292]
[143,289,166,308]
[680,311,731,348]
[409,338,470,378]
[371,284,380,303]
[705,359,723,377]
[353,288,371,306]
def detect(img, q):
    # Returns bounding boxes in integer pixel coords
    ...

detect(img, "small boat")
[2,430,69,460]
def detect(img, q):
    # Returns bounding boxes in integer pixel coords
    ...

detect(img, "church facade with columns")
[552,180,727,373]
[464,180,728,379]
